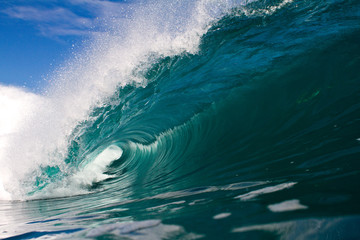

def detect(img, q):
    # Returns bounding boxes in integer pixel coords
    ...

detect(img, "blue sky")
[0,0,130,91]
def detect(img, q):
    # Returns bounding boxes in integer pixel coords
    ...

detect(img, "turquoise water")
[1,0,360,239]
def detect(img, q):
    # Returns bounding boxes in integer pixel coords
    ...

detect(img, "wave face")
[1,0,360,239]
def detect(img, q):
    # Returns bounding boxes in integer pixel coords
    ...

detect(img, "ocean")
[1,0,360,239]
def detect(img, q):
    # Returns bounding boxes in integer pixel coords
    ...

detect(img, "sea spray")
[0,86,44,200]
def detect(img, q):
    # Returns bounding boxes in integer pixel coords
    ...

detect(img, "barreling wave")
[0,0,247,200]
[0,0,359,216]
[1,0,360,238]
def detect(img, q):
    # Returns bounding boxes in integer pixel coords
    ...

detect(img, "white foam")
[240,0,294,17]
[235,182,297,200]
[72,145,123,186]
[86,220,161,237]
[268,199,308,212]
[213,212,232,219]
[146,200,186,212]
[0,85,44,200]
[0,179,11,200]
[83,219,201,239]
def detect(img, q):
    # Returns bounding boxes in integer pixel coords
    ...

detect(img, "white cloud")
[2,5,94,37]
[1,0,133,38]
[67,0,129,17]
[3,6,89,25]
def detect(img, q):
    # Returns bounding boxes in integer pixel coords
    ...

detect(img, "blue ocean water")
[1,0,360,239]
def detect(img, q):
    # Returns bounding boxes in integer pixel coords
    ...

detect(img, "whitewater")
[1,0,360,239]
